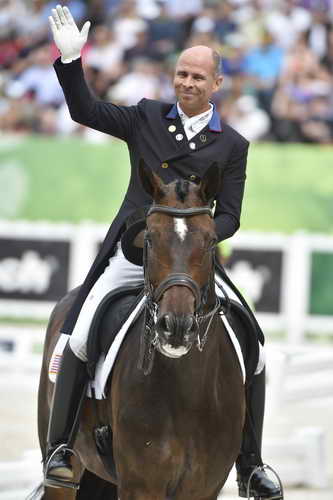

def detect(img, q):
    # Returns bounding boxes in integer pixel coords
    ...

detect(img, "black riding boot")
[236,368,283,499]
[44,342,88,490]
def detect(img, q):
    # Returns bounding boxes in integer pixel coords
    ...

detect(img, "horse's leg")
[76,469,118,500]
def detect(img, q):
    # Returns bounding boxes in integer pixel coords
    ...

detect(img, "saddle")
[86,285,260,385]
[86,284,144,380]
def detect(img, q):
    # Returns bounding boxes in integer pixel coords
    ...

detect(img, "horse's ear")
[138,159,164,198]
[200,163,221,203]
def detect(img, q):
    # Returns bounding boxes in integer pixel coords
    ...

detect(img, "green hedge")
[0,136,332,234]
[310,253,333,315]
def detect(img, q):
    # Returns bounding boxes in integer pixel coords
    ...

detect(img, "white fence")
[0,220,333,343]
[231,231,333,342]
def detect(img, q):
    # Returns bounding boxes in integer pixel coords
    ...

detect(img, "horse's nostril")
[184,315,198,334]
[184,315,193,332]
[157,313,197,338]
[157,314,172,336]
[164,314,172,332]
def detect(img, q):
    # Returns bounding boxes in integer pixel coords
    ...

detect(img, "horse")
[33,162,246,500]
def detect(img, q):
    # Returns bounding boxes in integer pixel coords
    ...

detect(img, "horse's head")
[138,160,221,359]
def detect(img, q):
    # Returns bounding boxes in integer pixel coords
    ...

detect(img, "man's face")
[173,50,222,115]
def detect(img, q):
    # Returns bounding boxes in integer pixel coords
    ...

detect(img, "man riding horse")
[45,5,282,499]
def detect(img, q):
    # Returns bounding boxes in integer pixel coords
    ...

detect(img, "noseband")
[138,203,224,375]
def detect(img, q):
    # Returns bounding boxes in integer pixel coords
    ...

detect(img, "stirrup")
[245,464,284,500]
[44,443,80,490]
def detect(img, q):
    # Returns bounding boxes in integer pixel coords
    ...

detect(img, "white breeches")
[69,242,143,361]
[69,242,265,373]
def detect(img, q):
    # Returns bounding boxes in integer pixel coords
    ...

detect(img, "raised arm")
[49,5,138,141]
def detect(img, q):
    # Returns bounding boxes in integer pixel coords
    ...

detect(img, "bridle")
[146,205,213,308]
[138,204,228,375]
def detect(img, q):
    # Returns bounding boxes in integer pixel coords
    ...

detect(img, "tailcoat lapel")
[162,103,223,162]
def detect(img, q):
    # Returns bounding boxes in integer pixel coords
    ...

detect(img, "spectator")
[15,0,48,40]
[108,58,162,105]
[226,94,271,141]
[213,1,238,42]
[85,24,124,80]
[0,28,21,69]
[0,0,26,37]
[321,29,333,74]
[243,29,284,113]
[305,5,332,59]
[265,0,311,49]
[41,0,87,24]
[9,44,64,107]
[147,0,184,59]
[123,28,159,64]
[271,66,333,142]
[163,0,203,20]
[221,33,248,76]
[0,0,332,143]
[111,0,148,50]
[233,0,268,49]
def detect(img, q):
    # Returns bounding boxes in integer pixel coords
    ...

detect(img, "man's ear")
[138,158,164,198]
[200,163,221,203]
[213,74,223,93]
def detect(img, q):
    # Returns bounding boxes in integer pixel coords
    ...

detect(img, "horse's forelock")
[175,180,189,203]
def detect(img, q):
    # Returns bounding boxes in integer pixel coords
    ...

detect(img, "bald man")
[44,5,282,499]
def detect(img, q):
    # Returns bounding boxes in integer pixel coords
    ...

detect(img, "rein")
[138,204,225,375]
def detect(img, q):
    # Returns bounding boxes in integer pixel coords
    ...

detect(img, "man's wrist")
[61,53,81,64]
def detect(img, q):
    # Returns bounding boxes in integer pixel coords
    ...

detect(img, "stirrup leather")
[241,463,284,500]
[44,443,80,490]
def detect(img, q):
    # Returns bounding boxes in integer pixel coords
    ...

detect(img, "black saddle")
[86,285,260,384]
[221,298,260,383]
[86,284,144,380]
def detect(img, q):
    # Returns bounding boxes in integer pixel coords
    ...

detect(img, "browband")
[147,205,213,218]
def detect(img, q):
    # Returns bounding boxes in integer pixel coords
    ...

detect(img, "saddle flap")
[86,285,144,380]
[223,298,260,383]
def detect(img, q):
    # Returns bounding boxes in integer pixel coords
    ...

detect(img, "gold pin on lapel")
[168,125,176,133]
[200,134,207,143]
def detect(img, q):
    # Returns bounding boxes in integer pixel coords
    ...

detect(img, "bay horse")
[34,162,245,500]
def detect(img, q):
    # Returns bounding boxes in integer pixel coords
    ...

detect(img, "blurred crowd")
[1,0,333,143]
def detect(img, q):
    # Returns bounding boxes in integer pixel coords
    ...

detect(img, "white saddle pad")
[49,284,265,399]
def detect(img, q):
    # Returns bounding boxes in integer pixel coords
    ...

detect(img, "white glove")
[49,5,91,64]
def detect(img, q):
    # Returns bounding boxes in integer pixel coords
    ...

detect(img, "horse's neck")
[154,316,222,406]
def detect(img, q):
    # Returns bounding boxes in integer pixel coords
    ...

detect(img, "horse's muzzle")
[155,313,198,359]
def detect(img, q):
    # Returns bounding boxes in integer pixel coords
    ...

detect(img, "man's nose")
[182,76,193,88]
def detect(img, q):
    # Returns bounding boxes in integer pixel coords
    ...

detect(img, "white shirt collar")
[177,102,213,139]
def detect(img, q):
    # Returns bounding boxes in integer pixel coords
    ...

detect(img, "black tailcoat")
[53,57,252,337]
